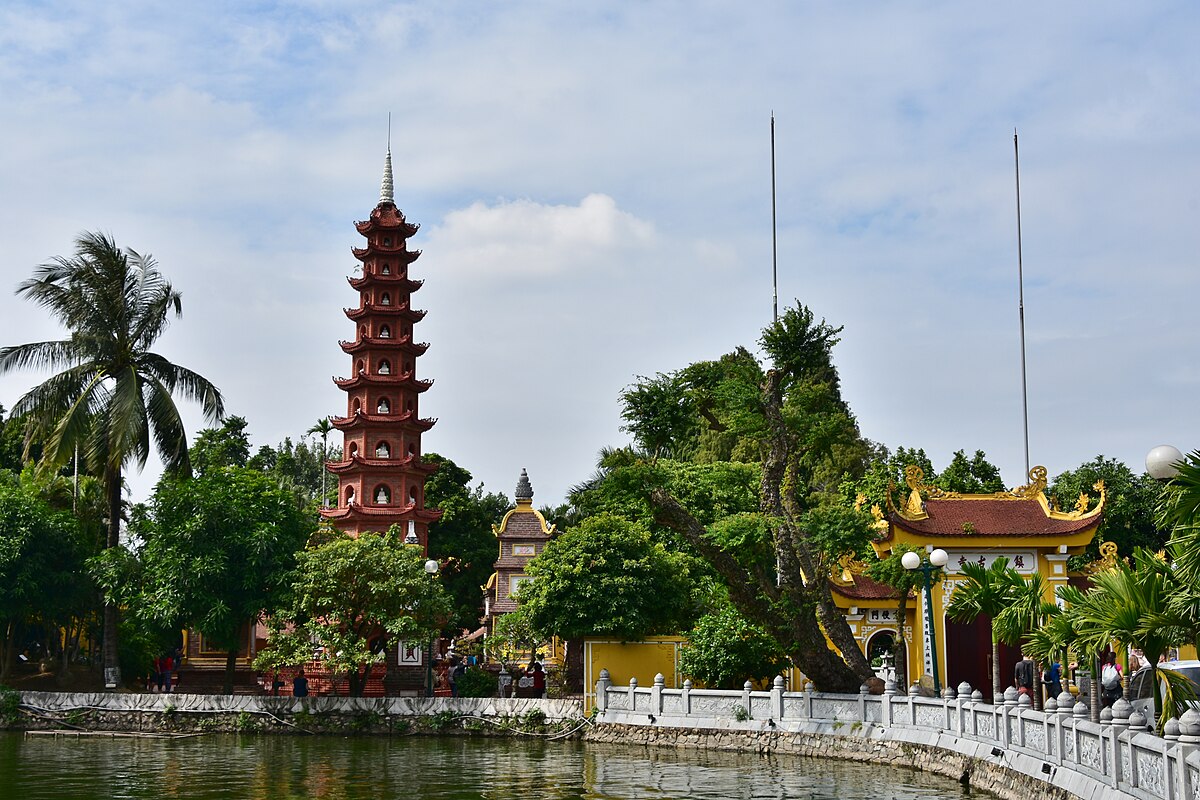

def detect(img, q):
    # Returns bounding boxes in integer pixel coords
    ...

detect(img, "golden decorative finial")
[1098,541,1119,571]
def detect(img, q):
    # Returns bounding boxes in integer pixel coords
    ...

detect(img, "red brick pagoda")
[320,148,442,546]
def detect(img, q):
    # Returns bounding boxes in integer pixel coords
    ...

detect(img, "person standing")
[1100,652,1123,707]
[1043,660,1063,698]
[293,668,309,698]
[1014,654,1036,697]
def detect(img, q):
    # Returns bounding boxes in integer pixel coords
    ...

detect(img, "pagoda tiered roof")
[339,335,430,356]
[330,411,436,432]
[347,274,424,292]
[344,304,427,322]
[354,210,419,238]
[319,501,443,524]
[326,453,440,475]
[332,373,434,391]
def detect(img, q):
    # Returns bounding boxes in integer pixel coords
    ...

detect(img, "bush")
[455,666,497,698]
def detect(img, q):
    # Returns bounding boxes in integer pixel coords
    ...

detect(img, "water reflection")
[0,733,975,800]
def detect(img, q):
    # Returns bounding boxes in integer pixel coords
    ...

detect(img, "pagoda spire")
[379,146,394,206]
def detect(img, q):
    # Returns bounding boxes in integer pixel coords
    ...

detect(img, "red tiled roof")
[890,497,1099,537]
[830,574,908,601]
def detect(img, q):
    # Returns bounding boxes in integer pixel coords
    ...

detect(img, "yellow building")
[863,465,1103,700]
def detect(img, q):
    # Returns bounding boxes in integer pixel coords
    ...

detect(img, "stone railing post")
[883,678,896,726]
[941,684,956,732]
[652,673,664,716]
[742,681,753,719]
[595,668,611,713]
[1109,698,1131,787]
[681,679,692,717]
[956,682,972,737]
[771,675,784,721]
[1000,686,1018,748]
[859,683,869,722]
[1176,709,1200,799]
[908,682,920,726]
[629,677,638,712]
[1163,717,1182,799]
[1055,690,1074,766]
[804,681,814,719]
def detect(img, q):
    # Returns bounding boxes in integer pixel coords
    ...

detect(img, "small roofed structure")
[484,469,557,628]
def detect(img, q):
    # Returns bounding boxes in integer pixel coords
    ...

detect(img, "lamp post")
[423,557,439,697]
[902,547,949,695]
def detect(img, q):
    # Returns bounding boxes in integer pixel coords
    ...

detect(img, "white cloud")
[428,194,656,279]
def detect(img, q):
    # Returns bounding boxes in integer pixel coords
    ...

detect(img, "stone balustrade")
[593,671,1200,800]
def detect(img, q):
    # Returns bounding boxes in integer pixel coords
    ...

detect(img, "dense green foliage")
[1050,456,1164,561]
[0,475,90,678]
[679,604,788,689]
[424,453,512,634]
[131,467,315,692]
[256,527,451,696]
[520,514,697,641]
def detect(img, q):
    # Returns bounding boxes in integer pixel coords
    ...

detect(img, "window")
[375,442,390,458]
[380,292,391,306]
[509,576,531,598]
[382,237,392,246]
[513,544,536,557]
[379,325,391,339]
[377,398,390,414]
[351,398,362,414]
[348,442,358,457]
[378,360,391,375]
[356,360,365,374]
[381,263,391,274]
[407,442,416,457]
[409,485,419,503]
[345,487,355,505]
[375,485,391,504]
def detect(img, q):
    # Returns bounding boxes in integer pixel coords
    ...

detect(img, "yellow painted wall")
[583,637,683,707]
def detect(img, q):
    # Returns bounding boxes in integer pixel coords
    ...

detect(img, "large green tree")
[132,466,314,693]
[520,514,698,642]
[257,528,451,696]
[0,232,224,687]
[0,473,89,680]
[646,303,876,691]
[424,453,512,635]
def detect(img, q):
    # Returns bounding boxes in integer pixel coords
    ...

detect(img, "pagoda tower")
[320,149,442,545]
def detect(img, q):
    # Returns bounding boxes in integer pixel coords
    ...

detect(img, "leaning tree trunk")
[650,489,867,692]
[102,464,122,690]
[895,594,909,690]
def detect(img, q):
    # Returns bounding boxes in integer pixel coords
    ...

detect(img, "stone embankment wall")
[591,671,1200,800]
[586,722,1075,800]
[10,691,588,737]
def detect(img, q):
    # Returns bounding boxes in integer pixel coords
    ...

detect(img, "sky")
[2,1,1199,510]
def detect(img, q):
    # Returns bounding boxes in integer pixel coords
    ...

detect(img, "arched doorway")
[866,630,904,685]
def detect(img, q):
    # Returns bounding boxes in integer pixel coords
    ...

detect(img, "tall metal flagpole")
[771,113,779,324]
[1014,129,1031,477]
[771,113,782,587]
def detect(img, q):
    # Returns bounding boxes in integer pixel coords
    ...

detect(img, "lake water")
[0,733,981,799]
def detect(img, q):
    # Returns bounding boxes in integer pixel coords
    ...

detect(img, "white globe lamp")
[1147,445,1185,481]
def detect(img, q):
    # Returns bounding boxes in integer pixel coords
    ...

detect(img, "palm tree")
[995,573,1060,709]
[0,232,223,688]
[1060,549,1187,727]
[945,557,1024,701]
[307,417,334,507]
